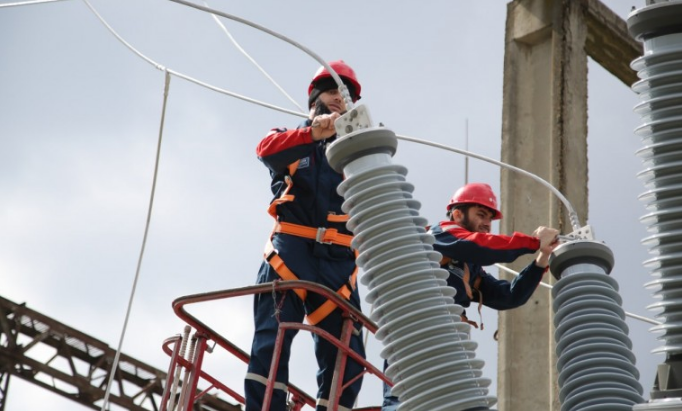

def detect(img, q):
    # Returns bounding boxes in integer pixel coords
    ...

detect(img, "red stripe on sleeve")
[256,127,313,157]
[443,224,540,252]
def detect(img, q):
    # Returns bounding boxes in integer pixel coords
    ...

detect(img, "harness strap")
[266,160,301,219]
[461,264,485,329]
[264,159,357,324]
[265,242,307,301]
[307,258,358,326]
[460,313,480,329]
[273,221,353,248]
[264,241,357,325]
[462,263,474,299]
[326,213,349,223]
[442,257,485,330]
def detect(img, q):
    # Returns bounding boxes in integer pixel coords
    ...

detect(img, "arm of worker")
[532,226,560,268]
[256,113,340,174]
[257,126,315,175]
[476,263,546,310]
[430,222,540,266]
[477,227,559,310]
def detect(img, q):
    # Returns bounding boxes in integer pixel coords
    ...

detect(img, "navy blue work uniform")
[382,221,543,411]
[245,119,365,411]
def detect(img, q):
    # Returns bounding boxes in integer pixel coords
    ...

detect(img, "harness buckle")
[316,227,333,245]
[265,248,278,262]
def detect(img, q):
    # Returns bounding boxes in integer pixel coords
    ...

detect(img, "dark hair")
[447,204,473,219]
[447,203,495,220]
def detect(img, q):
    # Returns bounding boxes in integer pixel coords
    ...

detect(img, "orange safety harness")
[441,256,485,330]
[264,160,358,326]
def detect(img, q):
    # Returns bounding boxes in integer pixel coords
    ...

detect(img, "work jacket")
[257,119,353,261]
[430,221,545,310]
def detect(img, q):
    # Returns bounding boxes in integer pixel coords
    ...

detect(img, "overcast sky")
[0,0,659,410]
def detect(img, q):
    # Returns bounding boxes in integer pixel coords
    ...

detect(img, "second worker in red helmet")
[382,182,560,411]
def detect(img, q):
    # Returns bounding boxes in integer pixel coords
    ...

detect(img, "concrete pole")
[498,1,588,410]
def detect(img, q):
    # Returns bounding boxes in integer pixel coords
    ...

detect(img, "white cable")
[166,0,354,111]
[81,0,307,119]
[395,133,582,232]
[204,1,305,113]
[171,69,307,118]
[494,263,661,326]
[0,0,68,7]
[99,70,172,411]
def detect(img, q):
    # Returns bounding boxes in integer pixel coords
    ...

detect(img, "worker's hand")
[311,112,340,141]
[532,226,560,268]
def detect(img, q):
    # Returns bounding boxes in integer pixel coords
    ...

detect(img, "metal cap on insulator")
[628,1,682,41]
[326,127,398,173]
[548,240,615,281]
[651,354,682,399]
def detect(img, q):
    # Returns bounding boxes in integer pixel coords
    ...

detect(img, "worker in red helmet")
[246,61,365,411]
[382,182,560,411]
[307,60,362,109]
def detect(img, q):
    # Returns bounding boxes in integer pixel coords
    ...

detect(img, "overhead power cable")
[166,0,355,111]
[81,0,307,119]
[204,1,305,112]
[0,0,69,7]
[395,133,583,232]
[99,70,171,411]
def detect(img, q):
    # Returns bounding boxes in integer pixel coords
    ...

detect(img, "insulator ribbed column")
[327,127,496,411]
[629,0,682,405]
[549,241,644,411]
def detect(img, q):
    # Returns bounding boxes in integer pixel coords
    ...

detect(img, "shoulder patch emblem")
[298,157,310,169]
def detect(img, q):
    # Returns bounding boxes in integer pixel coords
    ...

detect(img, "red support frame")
[160,280,391,411]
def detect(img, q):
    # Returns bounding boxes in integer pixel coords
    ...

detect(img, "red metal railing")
[160,280,389,411]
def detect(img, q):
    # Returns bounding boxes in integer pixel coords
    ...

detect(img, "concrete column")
[498,1,588,410]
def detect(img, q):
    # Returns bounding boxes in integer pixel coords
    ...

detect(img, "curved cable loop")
[98,70,172,411]
[204,1,305,113]
[495,263,661,326]
[396,133,582,232]
[81,0,307,119]
[0,0,69,7]
[170,69,307,118]
[166,0,354,111]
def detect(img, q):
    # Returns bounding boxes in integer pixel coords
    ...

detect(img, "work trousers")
[245,236,365,411]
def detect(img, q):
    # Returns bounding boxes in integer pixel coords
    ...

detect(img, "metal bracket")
[334,104,374,137]
[558,224,596,242]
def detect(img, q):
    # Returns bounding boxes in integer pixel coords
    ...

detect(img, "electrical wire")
[0,0,69,7]
[204,1,305,113]
[494,263,661,326]
[81,0,307,119]
[166,0,355,111]
[99,70,171,411]
[395,133,583,232]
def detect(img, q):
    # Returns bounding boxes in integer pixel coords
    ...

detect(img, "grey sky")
[0,0,657,410]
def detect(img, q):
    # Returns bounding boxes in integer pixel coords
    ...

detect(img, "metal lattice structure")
[0,295,240,411]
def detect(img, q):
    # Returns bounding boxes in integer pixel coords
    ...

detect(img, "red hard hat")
[447,183,502,220]
[307,60,362,101]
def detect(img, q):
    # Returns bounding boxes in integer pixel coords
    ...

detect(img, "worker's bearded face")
[460,206,493,234]
[316,89,347,114]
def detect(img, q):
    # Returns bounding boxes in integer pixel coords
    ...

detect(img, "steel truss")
[0,295,239,411]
